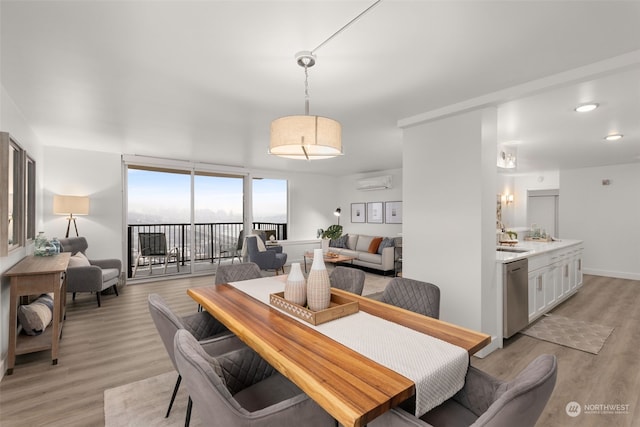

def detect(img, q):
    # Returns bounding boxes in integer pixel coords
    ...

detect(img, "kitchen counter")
[496,239,583,263]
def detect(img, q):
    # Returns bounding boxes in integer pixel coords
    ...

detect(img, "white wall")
[560,163,640,280]
[247,168,340,241]
[335,168,403,239]
[43,147,123,261]
[402,109,498,349]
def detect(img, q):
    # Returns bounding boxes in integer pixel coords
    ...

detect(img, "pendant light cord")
[311,0,382,54]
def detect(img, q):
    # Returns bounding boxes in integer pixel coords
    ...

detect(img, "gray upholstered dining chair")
[59,237,122,307]
[245,235,287,275]
[148,294,243,426]
[173,329,335,427]
[329,266,365,295]
[381,277,440,319]
[215,262,263,285]
[367,354,558,427]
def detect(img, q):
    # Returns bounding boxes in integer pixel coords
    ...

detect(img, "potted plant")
[317,225,343,253]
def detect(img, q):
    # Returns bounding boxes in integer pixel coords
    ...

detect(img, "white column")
[401,108,498,353]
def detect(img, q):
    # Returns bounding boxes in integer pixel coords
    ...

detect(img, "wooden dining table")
[188,278,490,427]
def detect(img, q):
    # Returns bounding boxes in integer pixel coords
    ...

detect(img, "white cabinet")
[569,246,584,291]
[527,255,551,322]
[526,244,584,323]
[545,262,559,307]
[527,270,539,320]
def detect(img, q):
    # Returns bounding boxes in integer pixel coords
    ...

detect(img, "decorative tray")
[269,291,359,325]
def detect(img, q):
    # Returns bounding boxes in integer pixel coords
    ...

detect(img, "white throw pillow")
[240,235,267,257]
[68,251,90,267]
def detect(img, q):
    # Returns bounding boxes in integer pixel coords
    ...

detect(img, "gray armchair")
[368,354,558,427]
[59,237,122,307]
[173,329,335,427]
[381,277,440,319]
[245,236,287,274]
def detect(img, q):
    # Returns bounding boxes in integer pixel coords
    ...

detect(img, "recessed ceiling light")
[575,103,598,113]
[604,133,623,142]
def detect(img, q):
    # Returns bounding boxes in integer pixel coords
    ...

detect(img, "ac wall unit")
[356,175,392,191]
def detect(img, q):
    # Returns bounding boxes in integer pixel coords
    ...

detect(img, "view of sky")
[127,168,287,224]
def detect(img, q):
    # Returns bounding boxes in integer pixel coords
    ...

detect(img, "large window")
[194,173,244,259]
[252,178,287,225]
[125,161,289,278]
[128,167,191,224]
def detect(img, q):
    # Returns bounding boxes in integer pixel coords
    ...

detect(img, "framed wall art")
[366,202,383,224]
[385,201,402,224]
[351,203,366,223]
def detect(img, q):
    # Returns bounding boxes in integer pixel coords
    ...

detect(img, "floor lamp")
[53,195,90,238]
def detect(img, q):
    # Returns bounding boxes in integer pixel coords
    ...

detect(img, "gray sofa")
[326,234,398,274]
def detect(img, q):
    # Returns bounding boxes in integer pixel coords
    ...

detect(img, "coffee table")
[303,251,356,273]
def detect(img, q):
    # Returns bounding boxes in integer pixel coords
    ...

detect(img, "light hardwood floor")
[473,274,640,427]
[0,274,637,426]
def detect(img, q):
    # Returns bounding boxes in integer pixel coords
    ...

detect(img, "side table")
[4,252,70,375]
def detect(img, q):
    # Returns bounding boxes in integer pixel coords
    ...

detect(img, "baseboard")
[583,269,640,281]
[474,336,499,358]
[0,355,5,382]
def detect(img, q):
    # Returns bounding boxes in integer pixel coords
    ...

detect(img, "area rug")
[104,371,202,426]
[519,314,614,354]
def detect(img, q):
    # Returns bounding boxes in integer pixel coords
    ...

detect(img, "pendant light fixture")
[269,0,382,161]
[269,51,342,160]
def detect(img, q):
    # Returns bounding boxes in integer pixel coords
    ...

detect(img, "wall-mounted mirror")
[1,132,29,256]
[26,155,36,241]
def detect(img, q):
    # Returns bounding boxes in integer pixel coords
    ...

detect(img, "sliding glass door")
[127,167,193,278]
[125,159,288,279]
[193,173,244,273]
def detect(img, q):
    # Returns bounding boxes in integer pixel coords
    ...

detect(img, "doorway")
[527,189,559,238]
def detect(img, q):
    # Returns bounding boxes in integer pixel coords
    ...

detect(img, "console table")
[4,253,70,375]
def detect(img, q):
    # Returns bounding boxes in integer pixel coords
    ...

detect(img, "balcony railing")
[127,222,287,278]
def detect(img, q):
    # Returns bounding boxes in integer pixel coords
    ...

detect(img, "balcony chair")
[133,232,179,277]
[329,266,365,295]
[215,262,262,285]
[59,237,122,307]
[381,277,440,319]
[367,354,558,427]
[173,329,335,427]
[244,235,287,275]
[147,294,243,426]
[218,231,243,266]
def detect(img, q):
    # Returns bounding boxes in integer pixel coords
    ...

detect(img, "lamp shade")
[270,115,342,160]
[53,195,90,215]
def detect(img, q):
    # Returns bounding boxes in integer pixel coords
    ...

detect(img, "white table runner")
[228,277,469,417]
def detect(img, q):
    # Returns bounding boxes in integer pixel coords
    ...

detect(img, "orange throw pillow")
[368,237,383,254]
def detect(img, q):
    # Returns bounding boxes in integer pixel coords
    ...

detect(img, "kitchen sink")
[496,247,530,253]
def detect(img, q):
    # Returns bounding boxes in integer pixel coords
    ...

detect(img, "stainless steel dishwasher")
[503,258,529,338]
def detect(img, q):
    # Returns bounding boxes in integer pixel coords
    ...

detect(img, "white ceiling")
[2,1,639,176]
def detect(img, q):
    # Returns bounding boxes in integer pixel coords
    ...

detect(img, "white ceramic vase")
[321,238,330,254]
[284,262,307,306]
[306,249,331,311]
